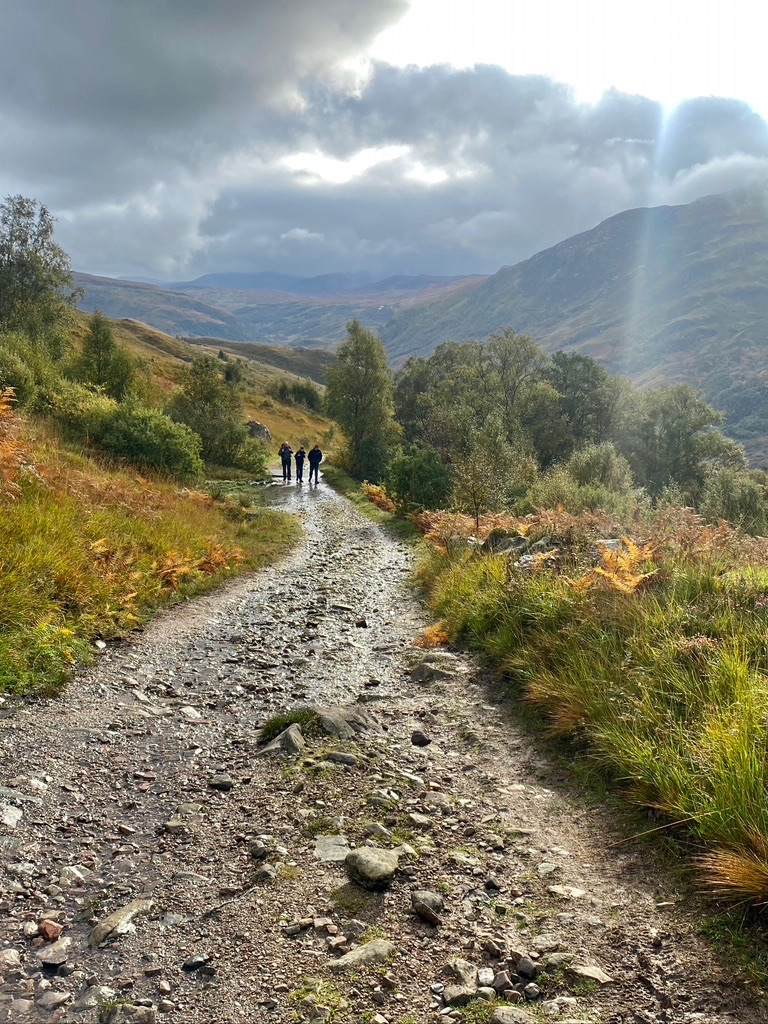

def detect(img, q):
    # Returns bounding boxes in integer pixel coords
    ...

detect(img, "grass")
[701,911,768,986]
[321,465,421,544]
[0,408,300,695]
[289,978,348,1021]
[416,504,768,907]
[258,707,320,745]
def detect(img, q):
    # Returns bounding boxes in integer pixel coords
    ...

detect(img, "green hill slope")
[381,187,768,459]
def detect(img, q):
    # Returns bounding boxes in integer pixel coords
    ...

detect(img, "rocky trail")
[0,480,765,1024]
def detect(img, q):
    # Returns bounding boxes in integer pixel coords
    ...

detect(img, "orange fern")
[0,388,28,501]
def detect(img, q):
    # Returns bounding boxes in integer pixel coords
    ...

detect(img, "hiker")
[294,446,306,483]
[308,444,322,485]
[278,442,293,482]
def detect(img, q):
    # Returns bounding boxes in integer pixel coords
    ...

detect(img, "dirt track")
[0,479,765,1024]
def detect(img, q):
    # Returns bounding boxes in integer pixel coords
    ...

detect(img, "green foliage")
[96,402,205,480]
[0,195,79,347]
[47,382,203,480]
[326,320,397,481]
[384,443,453,512]
[274,379,323,412]
[233,438,270,478]
[0,342,37,407]
[74,311,136,400]
[701,468,768,535]
[523,443,639,516]
[450,419,519,526]
[566,442,634,492]
[616,384,745,501]
[166,355,247,465]
[537,351,622,464]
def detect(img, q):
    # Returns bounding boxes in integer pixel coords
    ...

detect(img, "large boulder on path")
[411,651,467,684]
[317,705,378,739]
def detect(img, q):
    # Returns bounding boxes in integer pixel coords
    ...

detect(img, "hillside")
[380,186,768,458]
[67,313,333,446]
[74,273,249,341]
[73,271,484,347]
[73,188,768,456]
[187,338,335,384]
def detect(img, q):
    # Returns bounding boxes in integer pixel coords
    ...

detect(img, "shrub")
[49,379,116,441]
[700,468,768,535]
[385,444,453,512]
[0,345,36,407]
[97,403,204,480]
[566,442,633,492]
[234,438,270,478]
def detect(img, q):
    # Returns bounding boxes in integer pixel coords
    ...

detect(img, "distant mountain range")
[75,186,768,460]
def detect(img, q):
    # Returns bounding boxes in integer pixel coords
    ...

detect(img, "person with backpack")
[308,444,322,485]
[278,442,293,482]
[294,446,306,484]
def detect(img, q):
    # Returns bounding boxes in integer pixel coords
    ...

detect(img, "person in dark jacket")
[294,446,306,483]
[278,442,293,482]
[308,445,322,485]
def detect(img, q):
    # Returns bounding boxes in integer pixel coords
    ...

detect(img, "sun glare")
[281,145,408,184]
[371,0,768,117]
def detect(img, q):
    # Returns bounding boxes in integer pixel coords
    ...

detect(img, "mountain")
[73,271,483,347]
[74,273,249,341]
[379,186,768,459]
[73,187,768,457]
[173,271,371,295]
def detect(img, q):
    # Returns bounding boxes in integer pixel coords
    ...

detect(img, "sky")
[2,0,768,282]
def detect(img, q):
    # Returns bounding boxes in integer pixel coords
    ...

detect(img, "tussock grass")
[418,505,768,905]
[0,411,299,695]
[258,707,320,745]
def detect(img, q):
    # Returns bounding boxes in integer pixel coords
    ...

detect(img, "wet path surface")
[0,480,427,1022]
[1,480,766,1024]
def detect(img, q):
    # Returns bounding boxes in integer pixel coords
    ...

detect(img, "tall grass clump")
[417,504,768,905]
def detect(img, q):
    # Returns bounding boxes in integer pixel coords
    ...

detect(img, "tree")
[617,384,745,500]
[166,355,246,465]
[326,320,397,481]
[450,418,516,528]
[477,328,548,440]
[76,311,135,399]
[0,195,79,345]
[534,352,622,465]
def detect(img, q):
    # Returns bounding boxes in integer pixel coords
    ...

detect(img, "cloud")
[2,11,767,280]
[280,227,326,242]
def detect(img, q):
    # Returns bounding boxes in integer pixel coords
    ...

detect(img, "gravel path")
[0,480,765,1024]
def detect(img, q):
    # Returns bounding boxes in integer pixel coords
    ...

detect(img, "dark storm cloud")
[2,8,767,279]
[0,0,407,208]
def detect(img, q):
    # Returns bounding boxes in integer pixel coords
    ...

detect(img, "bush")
[234,438,270,478]
[49,379,116,440]
[566,442,633,492]
[274,380,323,412]
[385,444,453,512]
[0,345,36,407]
[701,468,768,535]
[97,403,204,480]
